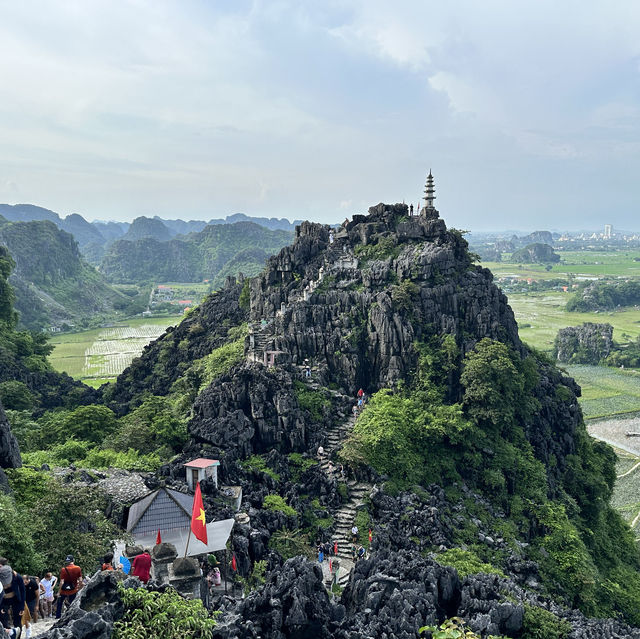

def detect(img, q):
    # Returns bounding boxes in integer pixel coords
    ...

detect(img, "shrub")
[293,381,330,422]
[268,528,313,560]
[113,586,217,639]
[242,455,280,481]
[263,494,297,517]
[0,380,34,410]
[436,548,505,578]
[521,605,571,639]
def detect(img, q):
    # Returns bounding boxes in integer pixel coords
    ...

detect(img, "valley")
[48,316,177,387]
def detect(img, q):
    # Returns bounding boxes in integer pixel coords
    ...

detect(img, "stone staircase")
[300,380,373,588]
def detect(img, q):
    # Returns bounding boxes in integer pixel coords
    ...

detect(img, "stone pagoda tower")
[421,170,439,219]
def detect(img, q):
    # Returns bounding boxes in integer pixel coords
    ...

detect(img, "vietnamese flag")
[191,482,208,544]
[368,529,372,543]
[156,529,162,545]
[231,553,237,571]
[334,542,338,555]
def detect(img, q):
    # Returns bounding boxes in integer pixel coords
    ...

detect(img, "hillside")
[1,198,640,638]
[119,215,174,243]
[99,221,293,285]
[93,202,640,636]
[0,217,128,330]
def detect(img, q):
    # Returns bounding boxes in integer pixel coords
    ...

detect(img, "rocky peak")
[247,202,520,394]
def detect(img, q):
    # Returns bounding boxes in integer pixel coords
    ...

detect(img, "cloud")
[1,1,640,228]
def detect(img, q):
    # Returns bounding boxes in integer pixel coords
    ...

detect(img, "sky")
[1,1,640,231]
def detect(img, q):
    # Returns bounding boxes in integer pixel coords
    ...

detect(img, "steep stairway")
[299,378,373,588]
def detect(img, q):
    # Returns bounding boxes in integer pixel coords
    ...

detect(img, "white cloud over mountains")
[1,0,639,229]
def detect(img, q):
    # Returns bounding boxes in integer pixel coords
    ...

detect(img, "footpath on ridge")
[247,227,373,589]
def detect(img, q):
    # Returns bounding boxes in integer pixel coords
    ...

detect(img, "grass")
[49,316,177,382]
[506,291,640,353]
[484,249,640,280]
[564,365,640,420]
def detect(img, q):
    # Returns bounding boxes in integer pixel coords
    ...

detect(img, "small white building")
[184,458,220,490]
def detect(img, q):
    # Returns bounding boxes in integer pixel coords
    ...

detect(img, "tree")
[0,380,35,410]
[461,339,524,429]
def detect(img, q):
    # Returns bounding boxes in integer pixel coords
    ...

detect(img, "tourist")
[131,549,152,584]
[329,231,334,244]
[39,572,56,619]
[410,204,414,216]
[357,388,364,399]
[357,546,365,561]
[101,553,115,571]
[351,524,358,543]
[0,562,25,629]
[318,547,324,563]
[23,575,39,627]
[351,544,357,561]
[55,556,82,619]
[0,583,21,639]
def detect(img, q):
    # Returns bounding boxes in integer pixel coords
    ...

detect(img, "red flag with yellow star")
[191,481,208,544]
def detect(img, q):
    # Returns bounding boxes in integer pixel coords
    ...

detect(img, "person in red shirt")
[132,549,152,583]
[55,556,82,619]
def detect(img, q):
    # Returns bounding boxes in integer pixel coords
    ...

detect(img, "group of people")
[352,388,367,417]
[0,548,155,638]
[0,555,82,639]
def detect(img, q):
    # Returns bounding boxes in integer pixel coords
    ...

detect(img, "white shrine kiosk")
[184,458,220,490]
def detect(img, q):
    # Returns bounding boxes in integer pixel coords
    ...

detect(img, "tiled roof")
[126,488,193,536]
[184,458,219,469]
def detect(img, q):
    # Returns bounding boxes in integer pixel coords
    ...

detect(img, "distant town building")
[604,224,613,239]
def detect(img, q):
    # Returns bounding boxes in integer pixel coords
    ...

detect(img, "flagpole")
[184,526,192,558]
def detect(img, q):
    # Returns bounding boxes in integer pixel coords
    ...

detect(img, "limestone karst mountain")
[93,196,640,636]
[5,190,640,638]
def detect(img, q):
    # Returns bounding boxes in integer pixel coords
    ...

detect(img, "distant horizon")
[1,199,638,235]
[2,4,640,231]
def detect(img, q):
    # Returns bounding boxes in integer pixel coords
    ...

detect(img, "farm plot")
[567,365,640,420]
[49,317,176,382]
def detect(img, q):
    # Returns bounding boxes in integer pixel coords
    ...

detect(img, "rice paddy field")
[483,248,640,281]
[49,316,177,386]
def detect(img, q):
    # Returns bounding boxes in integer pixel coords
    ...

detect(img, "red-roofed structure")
[184,458,220,490]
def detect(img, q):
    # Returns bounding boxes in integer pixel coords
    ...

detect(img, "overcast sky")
[1,1,639,231]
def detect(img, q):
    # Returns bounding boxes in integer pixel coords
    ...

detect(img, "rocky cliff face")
[0,399,21,493]
[554,322,614,364]
[248,204,520,395]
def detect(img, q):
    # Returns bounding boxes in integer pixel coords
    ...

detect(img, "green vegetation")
[0,218,129,330]
[507,291,640,353]
[436,548,505,578]
[263,494,297,517]
[48,316,178,382]
[191,327,246,391]
[288,452,317,481]
[293,380,331,421]
[343,334,640,621]
[354,236,401,263]
[242,455,281,482]
[113,586,217,639]
[566,365,640,419]
[101,222,292,287]
[267,528,313,560]
[521,605,571,639]
[420,617,504,639]
[0,468,121,575]
[566,280,640,312]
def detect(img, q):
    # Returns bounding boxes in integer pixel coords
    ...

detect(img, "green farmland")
[49,316,177,384]
[507,291,640,353]
[483,248,640,281]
